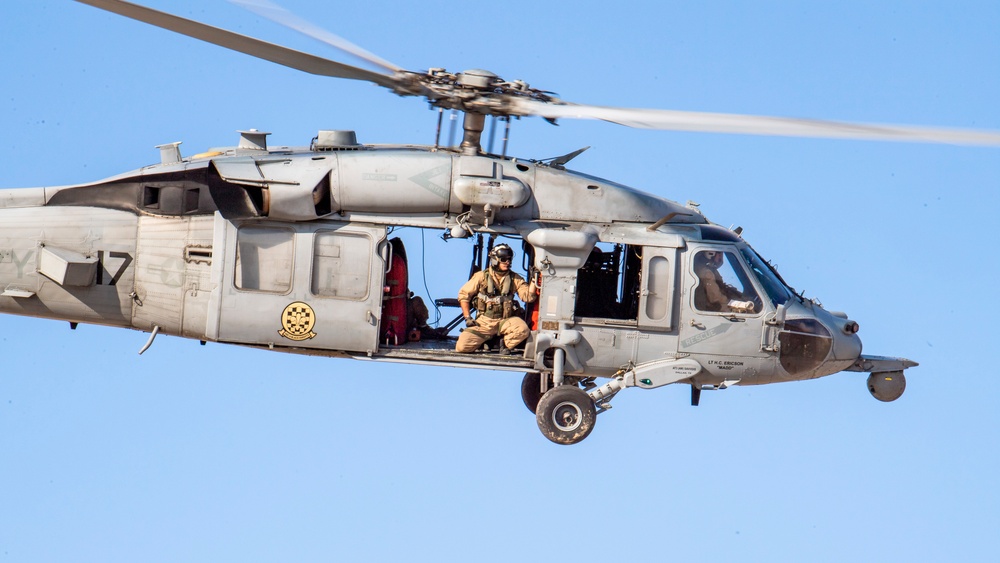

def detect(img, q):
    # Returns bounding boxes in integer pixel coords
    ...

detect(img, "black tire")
[535,385,596,445]
[521,373,543,414]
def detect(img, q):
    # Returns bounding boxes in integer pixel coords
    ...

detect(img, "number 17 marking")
[96,251,133,286]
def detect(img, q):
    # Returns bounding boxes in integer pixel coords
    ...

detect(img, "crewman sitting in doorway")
[455,244,538,354]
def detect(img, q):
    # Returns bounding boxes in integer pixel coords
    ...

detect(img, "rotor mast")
[417,68,542,156]
[460,113,487,156]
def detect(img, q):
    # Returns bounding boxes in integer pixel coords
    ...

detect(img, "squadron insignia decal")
[278,302,317,341]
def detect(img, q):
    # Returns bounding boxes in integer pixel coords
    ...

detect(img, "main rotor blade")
[230,0,401,74]
[74,0,398,88]
[514,99,1000,146]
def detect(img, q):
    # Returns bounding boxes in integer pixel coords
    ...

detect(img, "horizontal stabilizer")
[846,354,919,373]
[2,285,35,298]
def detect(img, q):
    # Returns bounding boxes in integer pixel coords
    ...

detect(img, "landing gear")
[521,372,543,414]
[535,385,596,445]
[521,372,557,414]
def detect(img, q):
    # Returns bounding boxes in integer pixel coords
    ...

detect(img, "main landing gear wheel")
[521,372,546,414]
[535,385,597,445]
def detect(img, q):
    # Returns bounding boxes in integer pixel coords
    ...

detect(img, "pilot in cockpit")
[694,250,755,313]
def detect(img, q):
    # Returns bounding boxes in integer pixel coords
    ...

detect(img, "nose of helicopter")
[828,315,864,363]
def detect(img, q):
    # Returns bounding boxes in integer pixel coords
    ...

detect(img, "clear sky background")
[1,1,998,561]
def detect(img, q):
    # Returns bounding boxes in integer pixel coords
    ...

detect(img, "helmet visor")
[494,247,514,263]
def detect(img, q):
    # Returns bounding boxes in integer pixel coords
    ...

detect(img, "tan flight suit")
[694,263,743,312]
[455,268,537,353]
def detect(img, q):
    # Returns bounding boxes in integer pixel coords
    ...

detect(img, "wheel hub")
[552,401,583,432]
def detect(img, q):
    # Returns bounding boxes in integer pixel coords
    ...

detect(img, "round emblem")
[278,301,318,341]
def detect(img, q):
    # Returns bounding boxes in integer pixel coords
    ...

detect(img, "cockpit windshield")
[740,247,793,307]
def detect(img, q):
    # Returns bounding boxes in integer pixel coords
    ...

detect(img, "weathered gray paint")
[132,215,215,338]
[0,139,904,430]
[215,218,386,354]
[0,206,137,327]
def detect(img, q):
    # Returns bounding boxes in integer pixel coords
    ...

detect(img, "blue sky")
[2,1,998,561]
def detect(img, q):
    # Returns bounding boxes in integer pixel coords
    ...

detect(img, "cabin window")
[311,231,371,299]
[575,243,641,320]
[644,255,671,321]
[234,226,294,293]
[692,249,761,314]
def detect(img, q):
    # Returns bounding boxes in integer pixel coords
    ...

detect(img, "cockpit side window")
[739,247,792,307]
[693,250,761,314]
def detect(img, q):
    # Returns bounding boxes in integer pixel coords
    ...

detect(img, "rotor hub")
[456,69,498,89]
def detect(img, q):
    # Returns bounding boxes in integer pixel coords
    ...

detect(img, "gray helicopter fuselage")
[0,139,898,394]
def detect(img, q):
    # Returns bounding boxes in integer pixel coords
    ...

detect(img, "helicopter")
[2,0,998,445]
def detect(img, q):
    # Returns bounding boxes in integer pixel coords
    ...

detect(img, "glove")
[529,267,542,286]
[465,316,477,328]
[727,300,755,313]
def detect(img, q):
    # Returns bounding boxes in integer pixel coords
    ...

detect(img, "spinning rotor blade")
[74,0,397,88]
[76,1,1000,148]
[229,0,401,73]
[514,99,1000,146]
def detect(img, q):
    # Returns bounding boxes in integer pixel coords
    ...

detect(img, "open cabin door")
[214,218,386,353]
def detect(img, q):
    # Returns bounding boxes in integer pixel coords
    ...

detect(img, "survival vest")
[475,269,518,319]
